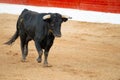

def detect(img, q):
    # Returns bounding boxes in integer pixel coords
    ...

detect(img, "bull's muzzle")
[54,33,61,37]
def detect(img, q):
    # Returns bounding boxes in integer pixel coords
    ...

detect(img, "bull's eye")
[51,23,54,26]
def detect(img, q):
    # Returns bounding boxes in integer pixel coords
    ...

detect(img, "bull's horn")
[43,15,51,20]
[62,15,72,19]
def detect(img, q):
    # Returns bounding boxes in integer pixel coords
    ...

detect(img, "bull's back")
[17,9,48,39]
[20,9,48,26]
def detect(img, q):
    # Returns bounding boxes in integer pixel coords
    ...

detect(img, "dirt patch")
[0,14,120,80]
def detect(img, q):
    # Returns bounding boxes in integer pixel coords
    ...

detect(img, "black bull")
[5,9,71,66]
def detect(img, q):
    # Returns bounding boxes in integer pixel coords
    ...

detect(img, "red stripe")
[0,0,120,13]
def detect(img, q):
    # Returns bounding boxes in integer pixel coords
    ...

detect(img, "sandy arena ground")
[0,14,120,80]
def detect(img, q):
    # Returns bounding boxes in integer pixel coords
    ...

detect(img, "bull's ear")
[62,15,72,22]
[43,15,51,21]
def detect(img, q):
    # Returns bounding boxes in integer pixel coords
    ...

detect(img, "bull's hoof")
[43,64,52,67]
[37,58,42,63]
[21,58,26,62]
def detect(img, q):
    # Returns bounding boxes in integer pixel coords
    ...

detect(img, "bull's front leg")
[44,51,52,67]
[44,51,49,65]
[34,40,43,63]
[44,45,53,67]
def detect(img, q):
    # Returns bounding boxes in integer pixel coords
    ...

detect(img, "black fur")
[5,9,68,66]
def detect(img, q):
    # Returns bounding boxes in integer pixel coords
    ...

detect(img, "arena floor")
[0,14,120,80]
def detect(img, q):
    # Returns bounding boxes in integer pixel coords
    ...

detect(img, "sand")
[0,14,120,80]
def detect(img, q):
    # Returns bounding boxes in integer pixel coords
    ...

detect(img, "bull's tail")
[4,30,19,45]
[4,9,26,45]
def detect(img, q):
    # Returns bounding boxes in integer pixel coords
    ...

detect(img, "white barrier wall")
[0,3,120,24]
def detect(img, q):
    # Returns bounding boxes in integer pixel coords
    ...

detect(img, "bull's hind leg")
[20,35,29,62]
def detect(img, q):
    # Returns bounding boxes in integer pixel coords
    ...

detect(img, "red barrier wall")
[0,0,120,13]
